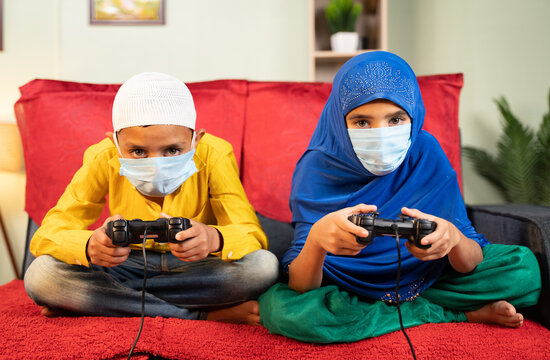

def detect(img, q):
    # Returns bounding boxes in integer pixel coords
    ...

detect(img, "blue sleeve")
[281,221,313,273]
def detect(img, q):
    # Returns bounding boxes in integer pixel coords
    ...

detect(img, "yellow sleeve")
[29,140,112,266]
[206,141,268,260]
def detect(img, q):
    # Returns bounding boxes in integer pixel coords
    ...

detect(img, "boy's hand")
[87,215,131,267]
[160,213,221,262]
[401,207,461,261]
[307,204,377,256]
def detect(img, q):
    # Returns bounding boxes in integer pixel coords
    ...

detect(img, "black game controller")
[348,212,436,249]
[106,217,191,247]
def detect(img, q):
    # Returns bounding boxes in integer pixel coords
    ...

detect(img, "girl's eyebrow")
[347,113,373,120]
[386,110,409,118]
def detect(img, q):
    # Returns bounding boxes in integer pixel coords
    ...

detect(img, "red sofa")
[2,76,549,360]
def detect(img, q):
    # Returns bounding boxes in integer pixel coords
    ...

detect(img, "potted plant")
[325,0,363,53]
[462,90,550,205]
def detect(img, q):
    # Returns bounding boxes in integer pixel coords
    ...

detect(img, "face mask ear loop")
[190,131,196,150]
[113,131,123,157]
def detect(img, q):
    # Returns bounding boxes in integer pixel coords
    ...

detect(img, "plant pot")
[330,32,359,53]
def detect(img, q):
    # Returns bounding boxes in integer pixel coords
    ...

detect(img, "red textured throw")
[1,280,549,360]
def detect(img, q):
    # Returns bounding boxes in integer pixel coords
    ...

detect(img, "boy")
[24,72,279,325]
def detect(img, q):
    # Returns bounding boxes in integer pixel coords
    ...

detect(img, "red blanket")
[1,279,549,360]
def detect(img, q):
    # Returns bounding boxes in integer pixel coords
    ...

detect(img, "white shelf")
[309,0,387,82]
[314,49,376,59]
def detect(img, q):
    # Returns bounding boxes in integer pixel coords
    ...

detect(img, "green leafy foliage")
[463,90,550,205]
[325,0,362,34]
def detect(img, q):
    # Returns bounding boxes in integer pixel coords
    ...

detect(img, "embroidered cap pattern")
[339,61,415,113]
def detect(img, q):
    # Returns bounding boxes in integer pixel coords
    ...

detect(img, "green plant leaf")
[463,94,550,205]
[535,89,550,205]
[462,146,507,197]
[325,0,362,34]
[493,96,537,203]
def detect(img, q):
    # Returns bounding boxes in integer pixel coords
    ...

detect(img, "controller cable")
[392,224,417,360]
[127,226,148,360]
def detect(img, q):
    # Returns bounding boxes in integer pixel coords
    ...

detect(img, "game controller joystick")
[106,217,191,247]
[348,212,436,249]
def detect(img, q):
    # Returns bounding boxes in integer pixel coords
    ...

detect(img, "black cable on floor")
[393,225,417,360]
[127,226,148,360]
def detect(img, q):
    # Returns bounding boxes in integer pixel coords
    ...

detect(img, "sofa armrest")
[467,204,550,328]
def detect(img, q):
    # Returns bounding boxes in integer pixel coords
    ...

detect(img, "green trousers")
[258,244,541,343]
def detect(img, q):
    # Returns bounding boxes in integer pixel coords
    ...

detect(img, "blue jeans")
[24,249,279,320]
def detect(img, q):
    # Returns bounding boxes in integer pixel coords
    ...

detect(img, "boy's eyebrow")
[124,141,144,149]
[161,141,188,148]
[124,141,189,149]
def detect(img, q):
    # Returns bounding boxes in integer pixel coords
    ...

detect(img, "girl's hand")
[288,203,377,293]
[307,203,378,256]
[401,207,483,272]
[401,207,462,260]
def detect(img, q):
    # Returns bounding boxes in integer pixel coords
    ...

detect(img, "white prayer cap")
[112,72,196,132]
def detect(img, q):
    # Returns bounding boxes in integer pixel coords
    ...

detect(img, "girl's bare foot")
[206,300,261,326]
[465,300,524,328]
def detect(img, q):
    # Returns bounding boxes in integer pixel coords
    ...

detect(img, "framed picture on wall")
[90,0,165,25]
[0,0,3,51]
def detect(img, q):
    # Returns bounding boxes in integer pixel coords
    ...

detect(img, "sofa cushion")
[242,75,464,223]
[14,79,248,225]
[242,81,332,223]
[418,73,464,188]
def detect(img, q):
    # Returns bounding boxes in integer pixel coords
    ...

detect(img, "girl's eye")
[389,117,403,126]
[356,120,369,128]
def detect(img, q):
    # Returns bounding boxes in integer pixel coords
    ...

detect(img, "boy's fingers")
[103,214,123,227]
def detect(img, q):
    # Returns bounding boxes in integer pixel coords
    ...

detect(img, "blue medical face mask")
[347,124,412,176]
[119,143,198,197]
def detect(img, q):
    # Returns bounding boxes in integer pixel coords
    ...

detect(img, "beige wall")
[387,0,550,204]
[2,0,550,285]
[0,0,309,285]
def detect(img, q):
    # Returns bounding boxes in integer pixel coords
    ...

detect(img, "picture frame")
[90,0,165,25]
[0,0,3,51]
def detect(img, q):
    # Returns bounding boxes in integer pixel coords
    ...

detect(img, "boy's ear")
[194,128,206,148]
[106,132,115,144]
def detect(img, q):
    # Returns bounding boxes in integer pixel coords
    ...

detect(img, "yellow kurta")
[30,133,268,267]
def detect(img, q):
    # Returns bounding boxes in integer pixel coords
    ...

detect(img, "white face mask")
[119,149,198,197]
[348,124,412,176]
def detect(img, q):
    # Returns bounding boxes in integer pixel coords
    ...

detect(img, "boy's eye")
[165,148,182,156]
[131,149,146,157]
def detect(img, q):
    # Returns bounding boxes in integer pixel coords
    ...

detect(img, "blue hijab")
[284,51,488,302]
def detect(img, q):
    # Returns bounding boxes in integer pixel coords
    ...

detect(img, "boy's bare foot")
[465,300,524,328]
[206,300,261,326]
[40,305,66,318]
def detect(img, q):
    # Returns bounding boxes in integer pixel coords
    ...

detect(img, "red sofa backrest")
[14,75,463,226]
[242,74,464,223]
[242,81,332,222]
[14,79,248,226]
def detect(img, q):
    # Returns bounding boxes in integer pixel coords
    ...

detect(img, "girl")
[259,51,541,343]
